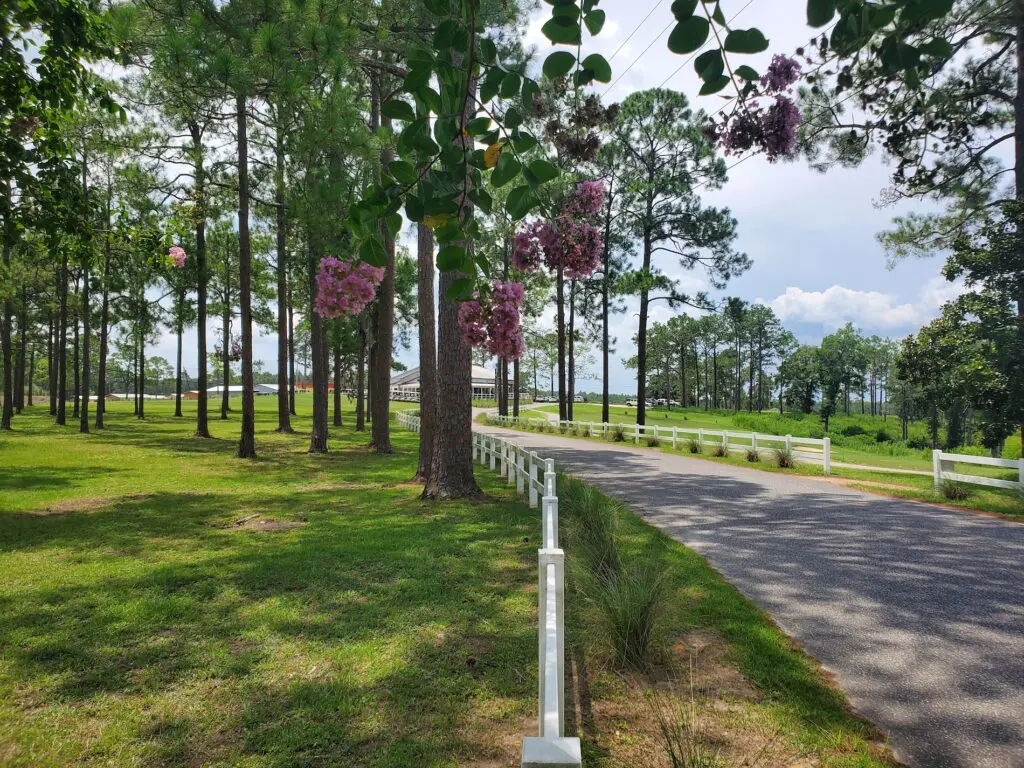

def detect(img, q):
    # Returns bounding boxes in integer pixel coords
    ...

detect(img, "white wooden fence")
[397,410,582,767]
[932,450,1024,493]
[486,413,832,476]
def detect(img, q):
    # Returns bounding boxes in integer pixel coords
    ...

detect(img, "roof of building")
[392,365,495,387]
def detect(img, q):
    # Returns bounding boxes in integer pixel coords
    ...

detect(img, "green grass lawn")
[1,396,897,766]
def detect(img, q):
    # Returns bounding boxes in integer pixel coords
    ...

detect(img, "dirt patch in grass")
[28,493,151,515]
[218,514,306,532]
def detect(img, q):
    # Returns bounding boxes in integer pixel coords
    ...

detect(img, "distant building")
[389,365,529,402]
[184,384,278,399]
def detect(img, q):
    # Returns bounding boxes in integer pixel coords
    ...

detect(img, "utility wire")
[608,0,667,62]
[604,18,676,96]
[656,0,759,89]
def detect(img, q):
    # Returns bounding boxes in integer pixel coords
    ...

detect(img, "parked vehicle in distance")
[625,400,637,407]
[573,395,586,402]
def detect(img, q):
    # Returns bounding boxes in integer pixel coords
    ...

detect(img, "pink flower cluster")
[457,281,526,361]
[760,54,801,93]
[314,256,385,318]
[168,246,186,268]
[565,180,605,216]
[511,180,605,280]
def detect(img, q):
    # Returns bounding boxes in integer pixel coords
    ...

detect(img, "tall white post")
[507,444,516,484]
[1019,457,1024,492]
[823,437,831,475]
[517,453,525,494]
[752,433,758,451]
[490,437,497,471]
[672,426,677,450]
[785,434,792,452]
[697,428,703,448]
[634,424,639,444]
[933,449,942,491]
[529,453,538,508]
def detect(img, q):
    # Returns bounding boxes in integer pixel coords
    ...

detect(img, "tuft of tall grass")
[941,480,971,501]
[591,563,669,669]
[572,486,621,580]
[687,438,702,454]
[611,424,626,442]
[646,435,660,447]
[745,448,760,463]
[773,446,795,468]
[710,443,728,458]
[648,665,722,768]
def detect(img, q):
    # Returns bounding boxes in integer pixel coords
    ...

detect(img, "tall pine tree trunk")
[236,93,256,459]
[414,222,438,483]
[424,49,479,500]
[80,253,90,433]
[97,185,112,429]
[191,124,211,438]
[56,248,68,425]
[355,319,366,432]
[369,84,395,454]
[174,299,184,417]
[14,299,26,413]
[222,268,230,420]
[274,119,293,433]
[72,279,80,420]
[308,243,329,454]
[28,344,34,406]
[0,205,12,430]
[48,310,56,416]
[567,280,576,421]
[333,342,343,428]
[288,282,296,415]
[513,359,520,416]
[556,268,567,420]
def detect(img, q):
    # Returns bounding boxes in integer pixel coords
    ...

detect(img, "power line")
[608,0,667,62]
[604,18,676,96]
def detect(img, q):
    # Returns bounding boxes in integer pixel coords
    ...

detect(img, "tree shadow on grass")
[0,486,542,766]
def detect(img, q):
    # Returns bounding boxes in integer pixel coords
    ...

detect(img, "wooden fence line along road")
[395,410,582,767]
[933,450,1024,492]
[486,413,833,476]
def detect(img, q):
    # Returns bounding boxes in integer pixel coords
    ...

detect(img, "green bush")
[559,423,568,434]
[687,438,701,454]
[710,443,728,458]
[646,435,660,447]
[571,486,621,580]
[875,428,892,443]
[841,424,867,437]
[745,448,760,463]
[611,424,626,442]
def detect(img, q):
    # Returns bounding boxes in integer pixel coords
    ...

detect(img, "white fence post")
[1020,457,1024,491]
[823,437,831,475]
[697,428,703,448]
[933,449,942,491]
[489,437,497,471]
[634,424,639,444]
[752,433,758,452]
[672,426,677,450]
[785,434,792,452]
[517,452,525,494]
[507,444,516,484]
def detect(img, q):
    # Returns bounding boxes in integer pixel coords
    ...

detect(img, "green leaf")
[722,28,769,54]
[734,64,760,81]
[381,100,415,122]
[711,2,726,25]
[667,17,709,55]
[580,53,612,83]
[584,9,605,35]
[694,49,724,82]
[479,38,497,63]
[385,213,402,238]
[670,0,698,20]
[359,237,387,267]
[465,116,492,135]
[698,75,730,95]
[806,0,835,28]
[480,66,505,103]
[528,158,559,184]
[505,107,523,129]
[469,188,493,214]
[542,17,581,45]
[506,185,535,221]
[918,38,953,58]
[388,160,416,185]
[437,245,467,271]
[433,19,459,48]
[435,223,462,243]
[405,194,423,221]
[512,131,539,153]
[491,153,521,187]
[404,66,431,92]
[500,72,522,99]
[521,78,540,110]
[447,277,476,301]
[543,51,577,78]
[423,0,449,14]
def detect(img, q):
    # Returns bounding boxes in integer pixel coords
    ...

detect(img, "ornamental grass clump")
[746,448,760,463]
[611,424,626,442]
[710,443,728,458]
[687,438,701,454]
[592,563,669,670]
[942,480,971,501]
[646,434,660,448]
[773,446,796,468]
[572,486,621,581]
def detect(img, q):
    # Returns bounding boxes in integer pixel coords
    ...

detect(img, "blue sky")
[149,0,972,395]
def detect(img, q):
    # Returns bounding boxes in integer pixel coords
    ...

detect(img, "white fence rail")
[485,413,832,476]
[932,450,1024,492]
[397,410,582,767]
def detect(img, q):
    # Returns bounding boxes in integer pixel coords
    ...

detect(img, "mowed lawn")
[0,397,539,767]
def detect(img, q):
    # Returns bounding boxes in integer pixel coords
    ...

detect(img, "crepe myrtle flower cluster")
[313,256,385,318]
[704,54,803,162]
[457,281,526,361]
[511,181,605,279]
[167,246,186,269]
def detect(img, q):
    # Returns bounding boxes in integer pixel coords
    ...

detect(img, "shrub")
[573,486,621,580]
[710,443,728,458]
[646,435,660,447]
[687,438,701,454]
[611,424,626,442]
[907,436,930,450]
[592,563,668,669]
[745,448,760,463]
[569,424,579,436]
[841,424,867,437]
[773,446,795,468]
[941,481,971,501]
[581,425,591,438]
[875,428,893,443]
[559,423,568,434]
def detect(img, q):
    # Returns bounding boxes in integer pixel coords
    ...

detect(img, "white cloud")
[759,276,967,332]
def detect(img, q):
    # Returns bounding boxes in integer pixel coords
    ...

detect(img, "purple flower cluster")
[457,281,526,361]
[707,53,803,162]
[314,256,385,318]
[760,54,801,93]
[168,246,186,269]
[565,180,605,216]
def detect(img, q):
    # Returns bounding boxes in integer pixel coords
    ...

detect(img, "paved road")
[477,423,1024,768]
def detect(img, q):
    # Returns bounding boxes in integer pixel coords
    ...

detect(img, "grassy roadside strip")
[480,415,1024,521]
